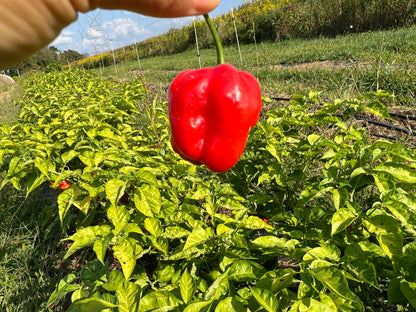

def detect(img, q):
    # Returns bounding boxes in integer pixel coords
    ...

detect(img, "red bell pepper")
[168,14,262,173]
[169,64,261,172]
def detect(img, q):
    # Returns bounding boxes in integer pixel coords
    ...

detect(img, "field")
[99,25,416,106]
[1,24,416,311]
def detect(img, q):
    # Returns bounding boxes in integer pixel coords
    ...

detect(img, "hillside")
[75,0,416,69]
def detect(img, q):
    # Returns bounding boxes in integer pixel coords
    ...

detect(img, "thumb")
[0,0,220,69]
[0,0,78,69]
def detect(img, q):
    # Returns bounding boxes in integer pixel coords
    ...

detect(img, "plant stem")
[203,14,225,65]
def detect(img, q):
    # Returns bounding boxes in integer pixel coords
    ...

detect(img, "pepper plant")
[1,17,416,312]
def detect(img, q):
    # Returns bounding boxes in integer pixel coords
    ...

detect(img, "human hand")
[0,0,220,69]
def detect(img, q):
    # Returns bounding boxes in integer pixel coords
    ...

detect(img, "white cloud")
[88,28,105,39]
[103,17,151,40]
[51,30,75,46]
[171,17,194,28]
[63,30,76,36]
[79,27,106,53]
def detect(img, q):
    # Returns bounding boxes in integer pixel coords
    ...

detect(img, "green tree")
[59,49,86,64]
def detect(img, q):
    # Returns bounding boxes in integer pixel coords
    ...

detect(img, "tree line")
[6,46,85,77]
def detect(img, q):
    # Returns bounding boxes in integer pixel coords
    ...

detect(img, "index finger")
[80,0,220,17]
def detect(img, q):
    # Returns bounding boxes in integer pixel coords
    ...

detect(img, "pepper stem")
[203,14,225,65]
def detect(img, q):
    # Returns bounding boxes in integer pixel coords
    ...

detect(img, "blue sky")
[51,0,248,55]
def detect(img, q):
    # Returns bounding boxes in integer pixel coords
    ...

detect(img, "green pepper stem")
[203,14,225,65]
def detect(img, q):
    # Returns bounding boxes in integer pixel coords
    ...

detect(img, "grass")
[95,24,416,106]
[0,83,22,124]
[0,183,67,312]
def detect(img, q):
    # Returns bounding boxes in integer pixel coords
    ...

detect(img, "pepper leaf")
[180,269,196,303]
[251,287,279,312]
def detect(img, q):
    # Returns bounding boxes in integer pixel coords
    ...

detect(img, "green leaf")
[266,141,281,161]
[240,216,273,231]
[388,278,403,305]
[144,218,163,237]
[364,100,391,119]
[138,291,181,312]
[374,163,416,184]
[93,151,106,167]
[26,173,46,196]
[311,266,362,308]
[190,186,211,200]
[291,298,337,312]
[78,151,95,168]
[113,237,138,281]
[148,236,168,255]
[67,297,117,312]
[123,223,144,236]
[71,289,86,303]
[116,281,141,312]
[378,234,404,259]
[325,295,361,312]
[103,270,126,292]
[298,184,333,206]
[134,184,161,217]
[216,197,246,211]
[215,297,246,312]
[303,244,340,262]
[107,204,130,231]
[388,142,416,163]
[363,214,403,259]
[180,269,196,303]
[48,274,79,305]
[309,90,322,103]
[344,241,387,260]
[80,260,107,288]
[256,270,296,294]
[384,193,416,227]
[364,214,401,234]
[34,157,55,178]
[307,134,321,145]
[62,150,79,164]
[63,225,112,259]
[93,235,111,265]
[251,236,298,252]
[205,270,229,300]
[344,260,378,287]
[184,226,210,250]
[228,260,267,282]
[309,259,334,270]
[105,178,126,207]
[332,188,348,210]
[137,169,158,185]
[400,279,416,307]
[163,226,191,239]
[319,293,338,311]
[251,287,279,312]
[58,188,74,225]
[183,300,213,312]
[331,206,357,236]
[72,185,91,215]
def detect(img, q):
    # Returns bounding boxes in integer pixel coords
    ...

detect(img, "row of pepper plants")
[1,68,416,311]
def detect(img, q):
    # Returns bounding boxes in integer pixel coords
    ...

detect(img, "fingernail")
[193,0,220,14]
